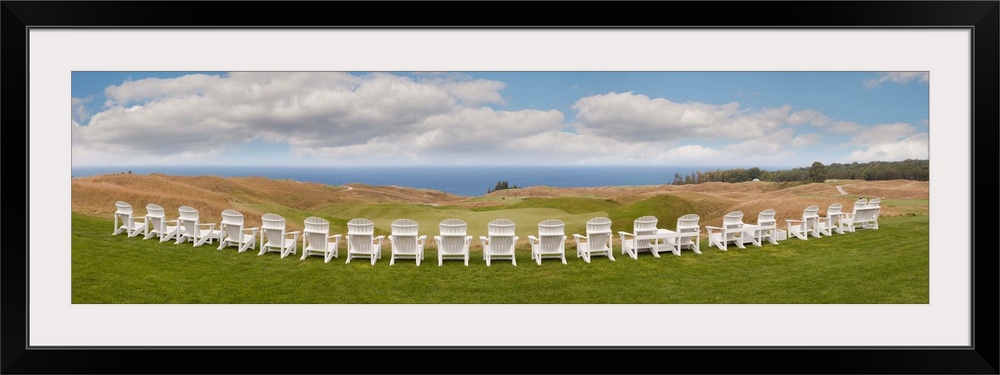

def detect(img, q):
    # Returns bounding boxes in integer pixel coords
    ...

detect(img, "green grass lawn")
[72,213,928,304]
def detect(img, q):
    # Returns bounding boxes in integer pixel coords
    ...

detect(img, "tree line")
[487,180,520,194]
[669,159,929,185]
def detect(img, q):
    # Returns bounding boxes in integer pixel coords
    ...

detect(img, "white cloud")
[829,121,864,134]
[76,72,919,168]
[571,92,792,141]
[75,72,516,163]
[848,123,916,146]
[72,97,92,124]
[863,72,929,89]
[843,134,929,162]
[788,109,831,126]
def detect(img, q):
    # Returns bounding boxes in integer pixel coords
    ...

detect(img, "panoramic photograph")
[70,71,930,304]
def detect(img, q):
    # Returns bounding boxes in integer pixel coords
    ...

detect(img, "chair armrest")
[464,236,472,244]
[287,231,301,235]
[528,235,539,244]
[573,234,586,241]
[479,236,489,244]
[417,235,427,243]
[785,220,803,225]
[245,227,260,234]
[328,234,342,241]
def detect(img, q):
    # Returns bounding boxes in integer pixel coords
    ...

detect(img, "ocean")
[71,165,719,197]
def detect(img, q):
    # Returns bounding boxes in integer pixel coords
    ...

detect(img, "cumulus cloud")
[848,123,916,146]
[572,92,793,141]
[828,121,864,134]
[75,72,518,163]
[72,97,92,124]
[863,72,929,89]
[74,72,921,167]
[788,109,831,126]
[839,122,928,162]
[843,134,929,162]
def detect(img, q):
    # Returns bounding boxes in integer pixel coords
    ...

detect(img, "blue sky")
[72,71,929,168]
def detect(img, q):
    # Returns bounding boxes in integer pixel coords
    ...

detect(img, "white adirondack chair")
[112,201,146,237]
[707,211,752,251]
[481,219,518,266]
[389,219,426,266]
[217,209,259,252]
[300,216,342,263]
[745,209,780,245]
[528,219,567,265]
[818,203,846,236]
[618,215,659,259]
[345,218,384,265]
[573,217,615,263]
[844,197,881,231]
[258,213,299,258]
[142,203,178,242]
[174,206,219,247]
[668,213,702,255]
[435,219,472,266]
[786,205,822,240]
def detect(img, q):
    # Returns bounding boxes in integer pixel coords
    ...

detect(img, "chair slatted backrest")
[676,213,700,245]
[486,219,516,253]
[802,205,820,228]
[303,216,331,251]
[145,203,168,232]
[756,209,776,228]
[348,218,376,252]
[722,211,745,241]
[852,197,869,214]
[391,219,421,254]
[586,217,613,250]
[826,203,843,227]
[676,214,700,233]
[537,219,566,253]
[438,219,469,255]
[115,201,134,226]
[633,215,659,247]
[261,213,287,246]
[220,209,246,239]
[867,197,881,208]
[178,206,200,234]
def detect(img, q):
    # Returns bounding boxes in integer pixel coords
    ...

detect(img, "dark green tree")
[808,161,828,182]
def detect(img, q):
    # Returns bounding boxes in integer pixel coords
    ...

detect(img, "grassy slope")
[72,174,930,304]
[73,213,929,304]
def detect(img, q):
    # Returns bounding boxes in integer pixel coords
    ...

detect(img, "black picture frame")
[3,1,997,374]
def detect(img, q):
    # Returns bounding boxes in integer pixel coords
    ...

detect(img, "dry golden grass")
[72,174,464,229]
[73,174,927,230]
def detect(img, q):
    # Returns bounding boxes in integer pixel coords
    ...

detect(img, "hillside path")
[836,185,848,195]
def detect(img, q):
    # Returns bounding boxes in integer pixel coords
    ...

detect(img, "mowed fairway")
[72,215,928,304]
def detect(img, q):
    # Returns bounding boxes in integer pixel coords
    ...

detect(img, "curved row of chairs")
[111,197,881,267]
